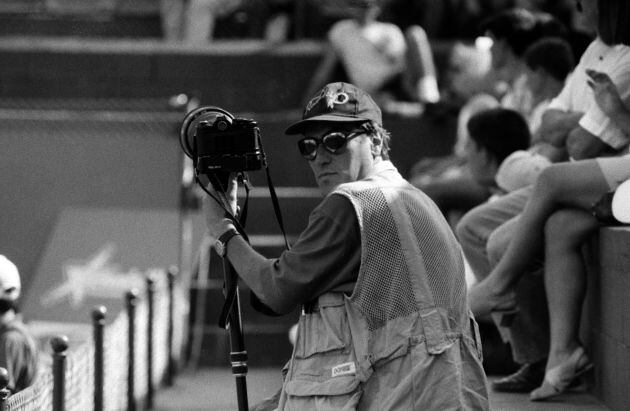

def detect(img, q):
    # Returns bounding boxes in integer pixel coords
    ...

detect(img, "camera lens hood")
[179,106,235,159]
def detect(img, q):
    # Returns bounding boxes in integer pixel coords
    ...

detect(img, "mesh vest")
[333,165,470,369]
[279,164,487,410]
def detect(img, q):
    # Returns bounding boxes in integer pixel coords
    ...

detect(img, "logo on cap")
[305,89,351,113]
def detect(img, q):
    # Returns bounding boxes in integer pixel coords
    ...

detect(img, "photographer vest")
[279,163,488,410]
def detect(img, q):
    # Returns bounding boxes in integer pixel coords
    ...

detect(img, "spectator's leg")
[160,0,186,41]
[487,218,549,366]
[475,160,608,303]
[403,25,440,103]
[543,209,598,370]
[184,0,217,44]
[456,186,532,286]
[529,208,598,400]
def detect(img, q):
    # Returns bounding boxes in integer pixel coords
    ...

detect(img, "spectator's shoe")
[491,360,546,393]
[530,346,593,401]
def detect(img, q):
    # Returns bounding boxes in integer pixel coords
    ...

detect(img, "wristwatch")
[214,228,240,257]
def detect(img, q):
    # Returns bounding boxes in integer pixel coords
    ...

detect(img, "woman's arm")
[538,109,584,147]
[586,69,630,134]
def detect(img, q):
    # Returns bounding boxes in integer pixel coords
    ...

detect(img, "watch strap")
[216,228,240,256]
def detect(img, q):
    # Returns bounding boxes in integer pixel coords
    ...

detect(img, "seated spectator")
[0,255,38,394]
[465,108,532,187]
[468,69,630,401]
[458,0,630,395]
[160,0,291,43]
[495,36,575,192]
[475,8,567,122]
[304,0,440,114]
[160,0,243,43]
[410,12,569,222]
[414,107,530,224]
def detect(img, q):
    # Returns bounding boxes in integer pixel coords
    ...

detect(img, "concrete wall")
[0,112,182,291]
[588,227,630,410]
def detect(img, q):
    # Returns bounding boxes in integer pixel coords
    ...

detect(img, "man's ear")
[370,134,382,157]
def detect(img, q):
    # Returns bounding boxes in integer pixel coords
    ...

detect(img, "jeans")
[456,186,549,364]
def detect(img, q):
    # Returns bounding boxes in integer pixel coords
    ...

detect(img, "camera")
[180,106,266,175]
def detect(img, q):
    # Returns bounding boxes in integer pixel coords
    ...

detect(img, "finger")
[585,69,605,81]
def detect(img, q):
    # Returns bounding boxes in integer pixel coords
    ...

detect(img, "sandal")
[529,346,594,401]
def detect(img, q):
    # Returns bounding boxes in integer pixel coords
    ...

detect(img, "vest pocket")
[283,376,362,411]
[295,300,349,359]
[284,296,363,409]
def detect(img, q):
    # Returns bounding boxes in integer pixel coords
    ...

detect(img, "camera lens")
[217,120,229,131]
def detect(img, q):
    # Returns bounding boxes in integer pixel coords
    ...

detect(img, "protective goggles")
[298,130,364,160]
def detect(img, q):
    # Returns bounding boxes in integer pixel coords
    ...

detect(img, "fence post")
[126,290,138,411]
[166,266,177,387]
[146,275,155,410]
[92,306,107,411]
[0,367,9,411]
[52,335,69,411]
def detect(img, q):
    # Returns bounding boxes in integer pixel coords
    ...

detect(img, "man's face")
[301,124,378,196]
[464,138,495,186]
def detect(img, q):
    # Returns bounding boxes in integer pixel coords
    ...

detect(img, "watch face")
[214,240,225,257]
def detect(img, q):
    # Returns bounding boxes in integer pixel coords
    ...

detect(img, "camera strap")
[265,166,291,250]
[256,134,291,251]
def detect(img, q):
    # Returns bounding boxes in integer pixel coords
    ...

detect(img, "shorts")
[596,153,630,190]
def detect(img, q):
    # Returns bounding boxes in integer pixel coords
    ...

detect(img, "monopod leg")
[223,260,249,411]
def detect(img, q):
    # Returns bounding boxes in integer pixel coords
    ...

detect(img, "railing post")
[146,275,155,410]
[126,290,138,411]
[92,306,107,411]
[52,335,69,411]
[0,367,10,411]
[166,266,177,387]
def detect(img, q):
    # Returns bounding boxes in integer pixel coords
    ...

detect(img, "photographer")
[203,82,489,409]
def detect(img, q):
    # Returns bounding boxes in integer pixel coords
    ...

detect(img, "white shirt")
[329,19,407,94]
[548,37,630,150]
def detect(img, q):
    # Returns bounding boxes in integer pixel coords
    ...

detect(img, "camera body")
[180,106,267,177]
[195,115,265,174]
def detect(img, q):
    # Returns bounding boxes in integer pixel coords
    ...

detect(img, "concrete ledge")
[0,37,455,112]
[0,38,325,111]
[588,226,630,410]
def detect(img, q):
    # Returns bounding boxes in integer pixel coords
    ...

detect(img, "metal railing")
[0,267,182,411]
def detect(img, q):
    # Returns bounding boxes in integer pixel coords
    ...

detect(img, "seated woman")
[469,70,630,401]
[303,0,440,114]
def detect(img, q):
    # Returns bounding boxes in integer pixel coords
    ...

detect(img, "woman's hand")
[586,69,625,119]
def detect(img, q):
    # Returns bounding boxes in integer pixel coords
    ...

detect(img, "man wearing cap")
[203,82,489,409]
[0,255,38,393]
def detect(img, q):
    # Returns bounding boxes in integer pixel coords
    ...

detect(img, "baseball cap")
[285,82,382,135]
[0,255,21,301]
